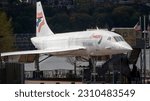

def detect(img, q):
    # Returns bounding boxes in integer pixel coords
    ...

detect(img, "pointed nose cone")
[125,43,133,51]
[115,42,133,54]
[124,46,133,51]
[120,43,133,52]
[127,46,133,51]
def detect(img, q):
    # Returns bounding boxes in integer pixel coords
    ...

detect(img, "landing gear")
[34,54,40,79]
[35,54,40,72]
[33,54,52,79]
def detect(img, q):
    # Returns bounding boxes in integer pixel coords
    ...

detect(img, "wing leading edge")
[1,46,86,57]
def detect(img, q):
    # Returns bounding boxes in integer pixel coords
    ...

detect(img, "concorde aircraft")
[1,2,132,59]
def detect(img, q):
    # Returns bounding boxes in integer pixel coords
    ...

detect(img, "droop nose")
[120,45,133,51]
[119,42,133,52]
[126,45,133,51]
[114,42,133,54]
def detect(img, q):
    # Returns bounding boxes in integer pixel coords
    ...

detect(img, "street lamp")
[0,35,3,68]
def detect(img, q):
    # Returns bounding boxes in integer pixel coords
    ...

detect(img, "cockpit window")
[113,36,124,42]
[120,37,125,41]
[107,37,111,41]
[114,37,118,42]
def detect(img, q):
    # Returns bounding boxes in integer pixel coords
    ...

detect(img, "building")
[76,0,150,6]
[21,0,36,4]
[118,0,135,4]
[21,0,74,8]
[0,0,8,7]
[14,33,35,50]
[19,0,150,7]
[47,0,74,8]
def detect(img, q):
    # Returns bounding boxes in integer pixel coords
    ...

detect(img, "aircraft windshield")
[113,36,124,42]
[107,37,111,41]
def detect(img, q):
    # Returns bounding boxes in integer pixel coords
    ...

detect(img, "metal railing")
[25,69,82,79]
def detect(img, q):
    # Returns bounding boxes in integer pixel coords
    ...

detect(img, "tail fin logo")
[36,12,45,32]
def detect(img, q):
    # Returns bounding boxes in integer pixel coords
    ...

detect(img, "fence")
[25,69,82,80]
[0,63,24,84]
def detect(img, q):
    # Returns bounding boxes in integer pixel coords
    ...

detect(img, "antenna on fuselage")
[96,26,99,30]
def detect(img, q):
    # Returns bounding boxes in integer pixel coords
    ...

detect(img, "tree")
[94,13,113,29]
[49,13,71,33]
[0,11,14,52]
[70,13,94,31]
[8,0,20,4]
[112,6,136,27]
[14,16,35,33]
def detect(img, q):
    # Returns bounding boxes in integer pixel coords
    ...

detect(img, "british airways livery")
[1,2,132,58]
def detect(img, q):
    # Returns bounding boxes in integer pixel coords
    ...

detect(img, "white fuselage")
[31,29,132,56]
[0,2,133,58]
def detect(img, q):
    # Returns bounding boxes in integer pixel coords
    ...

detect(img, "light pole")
[0,53,2,68]
[143,16,147,84]
[0,35,3,68]
[0,54,2,68]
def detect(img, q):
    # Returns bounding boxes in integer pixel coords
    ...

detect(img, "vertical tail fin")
[36,2,54,37]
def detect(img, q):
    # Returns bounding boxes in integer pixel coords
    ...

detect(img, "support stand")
[34,54,40,79]
[0,54,2,68]
[89,57,97,83]
[35,54,40,72]
[34,55,52,79]
[74,57,77,77]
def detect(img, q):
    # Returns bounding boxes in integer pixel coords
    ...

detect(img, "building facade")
[0,0,8,6]
[21,0,74,8]
[14,33,35,50]
[19,0,150,7]
[47,0,74,8]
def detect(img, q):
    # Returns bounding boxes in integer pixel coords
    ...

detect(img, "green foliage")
[3,3,150,33]
[112,6,137,27]
[8,0,19,4]
[94,13,113,28]
[49,13,71,33]
[8,4,35,33]
[70,13,94,31]
[0,11,14,52]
